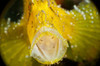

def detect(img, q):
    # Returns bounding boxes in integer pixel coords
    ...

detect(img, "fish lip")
[30,26,68,64]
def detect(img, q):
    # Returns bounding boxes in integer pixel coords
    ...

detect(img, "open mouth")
[30,26,68,64]
[36,35,59,60]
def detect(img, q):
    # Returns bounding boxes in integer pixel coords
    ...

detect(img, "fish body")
[0,0,100,66]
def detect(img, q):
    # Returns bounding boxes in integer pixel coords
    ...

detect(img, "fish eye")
[3,0,24,22]
[55,0,82,10]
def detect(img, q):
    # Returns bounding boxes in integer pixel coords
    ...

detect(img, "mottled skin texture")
[0,0,100,66]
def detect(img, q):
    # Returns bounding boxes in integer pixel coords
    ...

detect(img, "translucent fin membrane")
[65,1,100,62]
[0,0,41,66]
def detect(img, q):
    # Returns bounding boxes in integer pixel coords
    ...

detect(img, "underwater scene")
[0,0,100,66]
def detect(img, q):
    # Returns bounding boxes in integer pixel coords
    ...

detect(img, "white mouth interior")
[35,35,59,60]
[30,26,67,64]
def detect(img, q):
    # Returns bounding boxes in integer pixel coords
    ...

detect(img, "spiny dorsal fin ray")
[65,1,100,62]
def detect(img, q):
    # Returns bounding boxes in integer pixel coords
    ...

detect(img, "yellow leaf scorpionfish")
[0,0,100,66]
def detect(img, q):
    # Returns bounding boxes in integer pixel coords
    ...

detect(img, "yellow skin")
[0,0,100,66]
[27,0,74,42]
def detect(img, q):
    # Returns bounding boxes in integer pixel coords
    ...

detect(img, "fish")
[0,0,100,66]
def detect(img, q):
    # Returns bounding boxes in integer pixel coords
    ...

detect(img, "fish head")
[30,26,68,64]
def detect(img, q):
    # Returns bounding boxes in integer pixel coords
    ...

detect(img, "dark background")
[0,0,100,14]
[0,0,100,66]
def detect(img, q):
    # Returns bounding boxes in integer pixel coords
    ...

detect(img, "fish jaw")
[30,26,68,64]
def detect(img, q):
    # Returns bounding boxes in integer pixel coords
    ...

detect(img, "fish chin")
[30,26,68,64]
